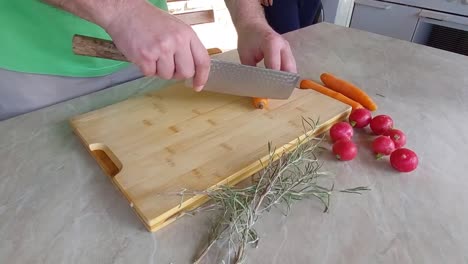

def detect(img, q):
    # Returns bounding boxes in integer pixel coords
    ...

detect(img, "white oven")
[386,0,468,17]
[413,9,468,55]
[350,0,468,56]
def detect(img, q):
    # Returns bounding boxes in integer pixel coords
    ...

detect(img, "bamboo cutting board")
[70,81,350,232]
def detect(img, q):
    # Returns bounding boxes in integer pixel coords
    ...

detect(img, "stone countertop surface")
[1,23,468,264]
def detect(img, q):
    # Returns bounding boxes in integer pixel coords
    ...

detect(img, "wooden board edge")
[147,196,212,232]
[68,119,154,231]
[144,106,351,232]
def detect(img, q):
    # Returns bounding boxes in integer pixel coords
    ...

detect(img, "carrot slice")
[252,98,269,109]
[207,48,223,55]
[320,73,377,111]
[300,79,363,110]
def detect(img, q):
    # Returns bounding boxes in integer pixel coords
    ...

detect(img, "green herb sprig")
[171,118,370,264]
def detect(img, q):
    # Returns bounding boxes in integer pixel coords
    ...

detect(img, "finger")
[263,39,281,71]
[239,52,259,67]
[156,53,175,79]
[269,0,273,6]
[280,46,297,73]
[173,46,195,80]
[138,58,157,76]
[190,37,210,91]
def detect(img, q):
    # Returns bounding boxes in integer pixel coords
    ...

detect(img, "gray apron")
[0,65,142,121]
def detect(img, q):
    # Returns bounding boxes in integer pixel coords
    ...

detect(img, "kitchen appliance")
[72,34,300,99]
[383,0,468,17]
[413,9,468,55]
[350,0,468,56]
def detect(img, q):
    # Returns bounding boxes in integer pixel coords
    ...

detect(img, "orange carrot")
[252,98,269,109]
[300,79,363,110]
[320,73,377,111]
[207,48,223,55]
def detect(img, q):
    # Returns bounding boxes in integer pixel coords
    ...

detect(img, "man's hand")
[237,22,296,73]
[225,0,297,73]
[43,0,210,91]
[105,1,210,90]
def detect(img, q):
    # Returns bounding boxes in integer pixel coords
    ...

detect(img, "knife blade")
[72,34,300,99]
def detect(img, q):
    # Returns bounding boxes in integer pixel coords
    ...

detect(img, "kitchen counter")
[1,23,468,263]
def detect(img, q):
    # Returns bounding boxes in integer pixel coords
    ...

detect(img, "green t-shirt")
[0,1,168,77]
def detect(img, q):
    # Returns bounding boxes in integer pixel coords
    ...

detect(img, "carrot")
[207,48,223,55]
[252,98,269,109]
[300,79,363,110]
[320,73,377,111]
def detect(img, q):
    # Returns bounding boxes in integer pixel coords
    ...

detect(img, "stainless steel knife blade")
[200,59,300,99]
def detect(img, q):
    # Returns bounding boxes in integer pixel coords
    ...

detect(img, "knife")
[72,34,300,99]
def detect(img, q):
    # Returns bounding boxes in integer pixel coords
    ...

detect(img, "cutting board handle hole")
[89,143,123,178]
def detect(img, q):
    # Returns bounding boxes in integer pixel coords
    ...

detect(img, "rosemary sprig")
[173,117,370,264]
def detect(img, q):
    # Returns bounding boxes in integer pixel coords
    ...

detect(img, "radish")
[383,129,407,149]
[372,136,395,159]
[329,122,353,142]
[370,115,393,135]
[332,139,357,161]
[390,148,418,172]
[348,108,372,128]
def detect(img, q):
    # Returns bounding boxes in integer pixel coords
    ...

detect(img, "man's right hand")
[104,1,210,91]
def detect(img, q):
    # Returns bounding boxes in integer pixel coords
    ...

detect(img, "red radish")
[348,108,372,128]
[390,148,418,172]
[372,136,395,159]
[329,122,354,142]
[370,115,393,135]
[383,129,407,149]
[332,139,357,161]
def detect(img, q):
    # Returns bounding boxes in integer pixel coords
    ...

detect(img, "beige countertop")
[1,23,467,263]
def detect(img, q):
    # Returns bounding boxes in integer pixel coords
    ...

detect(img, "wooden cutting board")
[70,81,350,232]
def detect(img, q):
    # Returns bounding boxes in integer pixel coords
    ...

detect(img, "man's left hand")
[236,22,297,73]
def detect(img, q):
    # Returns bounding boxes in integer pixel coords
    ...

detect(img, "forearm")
[224,0,269,30]
[41,0,147,29]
